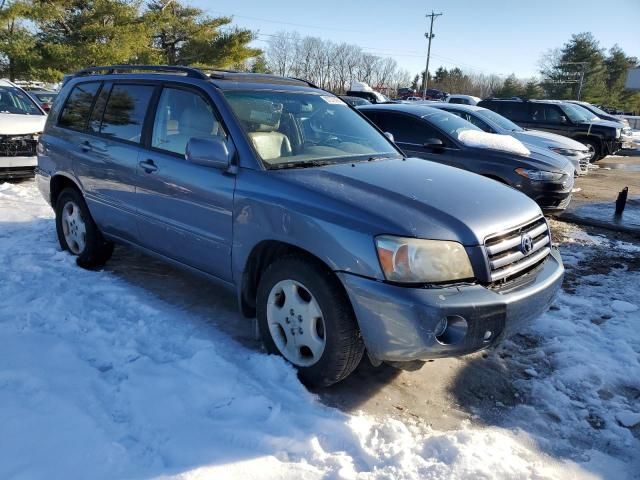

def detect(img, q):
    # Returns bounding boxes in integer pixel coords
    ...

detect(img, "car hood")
[514,129,588,151]
[0,113,47,135]
[467,142,574,175]
[277,157,543,246]
[578,119,623,129]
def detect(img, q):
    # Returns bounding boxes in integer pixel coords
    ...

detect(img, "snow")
[1,181,640,479]
[611,300,639,313]
[458,130,531,156]
[616,411,640,428]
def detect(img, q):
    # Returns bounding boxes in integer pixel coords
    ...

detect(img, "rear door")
[72,82,155,242]
[134,85,236,281]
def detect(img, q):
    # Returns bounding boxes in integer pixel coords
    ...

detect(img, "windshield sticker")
[320,96,347,105]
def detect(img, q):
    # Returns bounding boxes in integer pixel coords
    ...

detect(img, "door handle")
[80,140,93,152]
[139,159,158,173]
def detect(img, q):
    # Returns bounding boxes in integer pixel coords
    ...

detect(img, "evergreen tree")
[0,0,39,80]
[145,0,260,68]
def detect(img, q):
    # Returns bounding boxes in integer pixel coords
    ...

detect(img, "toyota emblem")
[520,234,534,255]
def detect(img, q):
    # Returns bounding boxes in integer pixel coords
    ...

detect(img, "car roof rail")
[73,65,210,80]
[485,96,525,101]
[207,70,317,88]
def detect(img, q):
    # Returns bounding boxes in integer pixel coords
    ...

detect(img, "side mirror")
[384,131,395,142]
[560,115,568,124]
[423,138,444,149]
[185,137,233,170]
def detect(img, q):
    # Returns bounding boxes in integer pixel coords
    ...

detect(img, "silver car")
[429,103,593,175]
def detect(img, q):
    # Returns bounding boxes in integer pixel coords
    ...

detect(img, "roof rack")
[71,64,320,89]
[74,65,209,80]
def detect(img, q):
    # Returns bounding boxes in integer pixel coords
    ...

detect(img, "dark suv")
[36,65,564,386]
[478,98,623,160]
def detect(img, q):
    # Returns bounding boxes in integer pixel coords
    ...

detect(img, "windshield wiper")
[366,154,402,161]
[269,159,339,170]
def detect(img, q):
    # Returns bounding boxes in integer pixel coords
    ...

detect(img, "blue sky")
[192,0,639,79]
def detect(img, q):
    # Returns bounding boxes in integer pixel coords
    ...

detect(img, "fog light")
[434,317,448,337]
[435,315,468,345]
[483,330,493,341]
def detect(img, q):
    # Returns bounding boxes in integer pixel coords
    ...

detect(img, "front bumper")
[522,175,574,212]
[338,248,564,362]
[0,155,37,179]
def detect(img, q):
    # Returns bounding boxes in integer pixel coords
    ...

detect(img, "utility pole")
[559,61,587,100]
[422,10,442,99]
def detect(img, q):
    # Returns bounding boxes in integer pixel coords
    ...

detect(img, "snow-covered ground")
[0,180,639,480]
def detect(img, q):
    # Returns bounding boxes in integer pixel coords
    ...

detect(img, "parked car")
[339,95,371,107]
[359,104,575,211]
[566,100,631,126]
[478,98,623,160]
[565,100,634,149]
[423,88,447,100]
[25,89,58,112]
[0,79,47,180]
[37,66,564,386]
[427,103,592,175]
[446,94,481,105]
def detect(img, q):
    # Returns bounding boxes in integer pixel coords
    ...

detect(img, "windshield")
[475,108,523,132]
[422,109,481,137]
[223,90,400,168]
[580,103,607,116]
[0,86,43,115]
[562,103,596,122]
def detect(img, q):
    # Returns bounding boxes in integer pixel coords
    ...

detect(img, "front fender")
[231,172,385,283]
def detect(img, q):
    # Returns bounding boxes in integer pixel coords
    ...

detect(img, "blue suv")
[36,66,564,386]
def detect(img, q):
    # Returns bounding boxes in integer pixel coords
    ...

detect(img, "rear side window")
[495,102,529,122]
[99,84,154,143]
[58,82,101,130]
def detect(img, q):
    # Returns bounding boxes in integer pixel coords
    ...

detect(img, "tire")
[55,187,114,269]
[256,255,365,387]
[581,138,602,162]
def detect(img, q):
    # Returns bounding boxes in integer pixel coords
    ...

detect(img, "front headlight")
[515,168,565,181]
[375,236,474,283]
[549,147,579,157]
[615,128,621,139]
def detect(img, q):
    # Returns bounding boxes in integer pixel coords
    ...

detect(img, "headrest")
[228,97,283,131]
[180,106,215,136]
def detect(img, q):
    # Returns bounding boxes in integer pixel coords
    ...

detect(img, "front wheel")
[55,188,113,269]
[582,138,602,162]
[256,256,365,387]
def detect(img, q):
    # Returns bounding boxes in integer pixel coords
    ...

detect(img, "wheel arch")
[239,240,338,318]
[50,174,82,207]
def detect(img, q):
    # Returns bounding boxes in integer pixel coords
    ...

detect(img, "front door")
[375,112,457,167]
[135,85,235,281]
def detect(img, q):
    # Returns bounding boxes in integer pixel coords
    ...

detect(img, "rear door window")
[58,82,101,131]
[498,102,530,122]
[99,84,155,143]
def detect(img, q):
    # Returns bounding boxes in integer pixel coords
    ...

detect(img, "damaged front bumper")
[338,248,564,363]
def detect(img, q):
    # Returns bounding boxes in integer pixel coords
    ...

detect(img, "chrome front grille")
[485,217,551,282]
[579,157,589,173]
